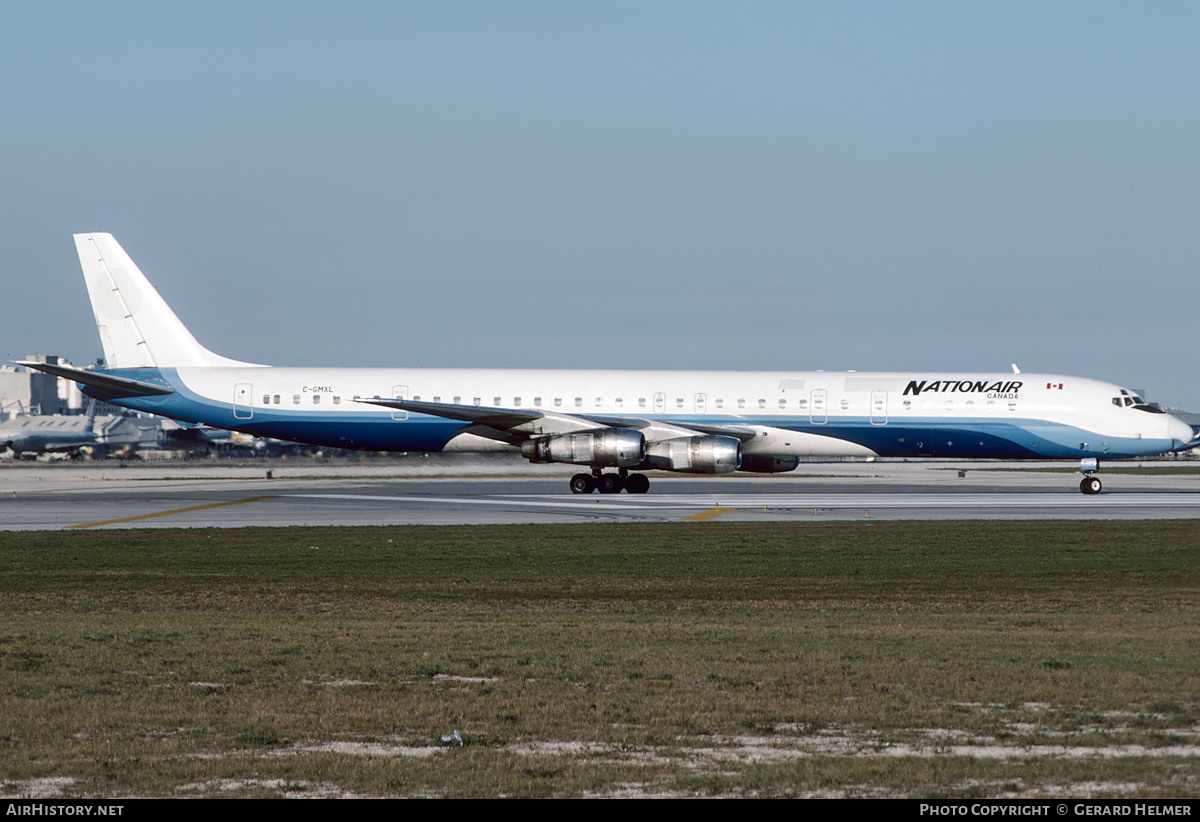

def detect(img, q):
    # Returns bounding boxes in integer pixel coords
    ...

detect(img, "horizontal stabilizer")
[16,361,174,399]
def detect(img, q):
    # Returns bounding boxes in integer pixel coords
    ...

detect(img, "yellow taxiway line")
[67,495,279,529]
[681,505,737,521]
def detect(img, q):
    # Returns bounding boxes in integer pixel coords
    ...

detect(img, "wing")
[356,396,759,445]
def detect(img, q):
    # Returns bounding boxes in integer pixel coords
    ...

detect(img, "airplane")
[0,401,98,457]
[20,233,1196,495]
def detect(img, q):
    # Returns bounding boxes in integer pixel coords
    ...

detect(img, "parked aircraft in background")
[0,402,97,457]
[160,421,266,454]
[21,233,1196,494]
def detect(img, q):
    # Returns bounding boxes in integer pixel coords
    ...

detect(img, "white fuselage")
[116,365,1190,461]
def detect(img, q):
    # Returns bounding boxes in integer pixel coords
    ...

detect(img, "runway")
[2,459,1199,529]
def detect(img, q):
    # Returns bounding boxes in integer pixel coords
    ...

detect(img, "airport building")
[0,356,83,418]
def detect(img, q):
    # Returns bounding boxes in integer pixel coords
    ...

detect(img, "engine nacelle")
[739,454,801,473]
[643,435,741,474]
[521,428,646,467]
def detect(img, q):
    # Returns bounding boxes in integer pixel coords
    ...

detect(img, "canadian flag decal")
[1047,382,1064,390]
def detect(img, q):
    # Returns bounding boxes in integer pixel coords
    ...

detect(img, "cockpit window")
[1114,390,1165,413]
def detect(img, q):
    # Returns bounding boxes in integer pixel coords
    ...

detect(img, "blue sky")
[4,2,1199,407]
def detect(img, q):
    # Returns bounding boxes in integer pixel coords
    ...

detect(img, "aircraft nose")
[1167,414,1195,450]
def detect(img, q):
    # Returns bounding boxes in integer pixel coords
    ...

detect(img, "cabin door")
[391,385,409,421]
[233,384,254,420]
[870,390,888,425]
[809,389,828,425]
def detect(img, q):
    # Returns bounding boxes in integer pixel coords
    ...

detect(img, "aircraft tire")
[569,473,595,494]
[624,473,650,494]
[1080,476,1102,495]
[597,473,625,494]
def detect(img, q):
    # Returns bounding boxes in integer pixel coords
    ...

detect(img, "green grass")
[0,522,1197,798]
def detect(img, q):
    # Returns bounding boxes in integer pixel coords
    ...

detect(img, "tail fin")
[83,399,97,434]
[74,233,262,369]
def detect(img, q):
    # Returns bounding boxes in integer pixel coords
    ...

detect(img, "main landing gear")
[569,468,651,494]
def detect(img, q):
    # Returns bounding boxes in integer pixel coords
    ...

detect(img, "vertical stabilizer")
[83,399,97,435]
[75,233,262,369]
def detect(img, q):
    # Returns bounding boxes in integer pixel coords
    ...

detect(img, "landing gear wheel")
[569,473,596,494]
[597,473,625,494]
[624,473,650,494]
[1080,475,1102,495]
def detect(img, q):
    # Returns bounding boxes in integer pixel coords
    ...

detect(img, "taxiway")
[1,458,1198,529]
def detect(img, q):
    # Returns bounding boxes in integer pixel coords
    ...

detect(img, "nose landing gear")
[1079,457,1101,495]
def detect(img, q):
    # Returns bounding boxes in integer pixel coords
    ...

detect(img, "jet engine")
[521,428,646,467]
[643,435,741,474]
[739,454,801,473]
